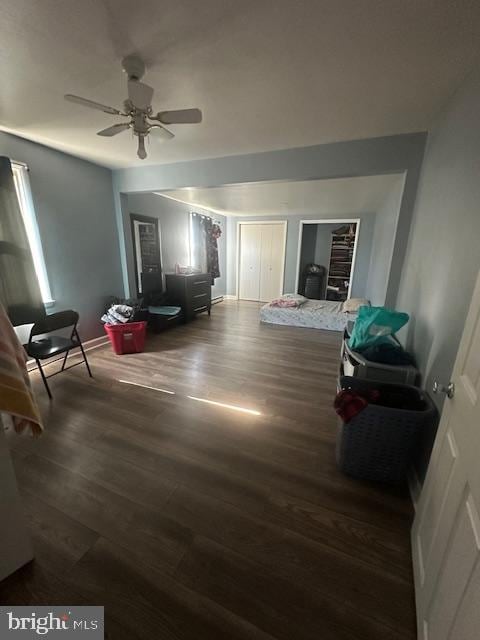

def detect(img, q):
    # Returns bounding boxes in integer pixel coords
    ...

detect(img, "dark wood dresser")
[165,273,212,321]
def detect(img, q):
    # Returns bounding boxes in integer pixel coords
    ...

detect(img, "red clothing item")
[334,388,380,423]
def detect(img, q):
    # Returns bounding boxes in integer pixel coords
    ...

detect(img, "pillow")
[342,298,370,313]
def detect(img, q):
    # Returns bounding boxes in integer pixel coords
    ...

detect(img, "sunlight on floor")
[118,379,176,394]
[118,379,262,415]
[187,395,262,416]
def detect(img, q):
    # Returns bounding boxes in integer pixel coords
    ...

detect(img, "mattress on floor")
[260,299,355,332]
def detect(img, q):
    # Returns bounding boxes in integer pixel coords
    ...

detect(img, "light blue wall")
[227,213,374,298]
[112,133,427,303]
[394,68,480,479]
[365,176,405,306]
[397,68,480,398]
[126,193,226,298]
[0,132,123,340]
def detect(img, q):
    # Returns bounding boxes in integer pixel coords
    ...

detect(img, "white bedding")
[260,299,355,332]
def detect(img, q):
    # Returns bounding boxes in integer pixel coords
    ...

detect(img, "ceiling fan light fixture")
[137,136,147,160]
[149,124,174,140]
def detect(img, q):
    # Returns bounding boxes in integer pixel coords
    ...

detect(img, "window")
[11,161,53,305]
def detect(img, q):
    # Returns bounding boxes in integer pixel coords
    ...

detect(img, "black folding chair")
[26,310,92,399]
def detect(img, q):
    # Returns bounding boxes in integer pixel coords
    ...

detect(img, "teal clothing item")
[148,306,181,316]
[348,306,409,351]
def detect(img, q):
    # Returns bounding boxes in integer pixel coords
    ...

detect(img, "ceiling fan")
[64,55,202,160]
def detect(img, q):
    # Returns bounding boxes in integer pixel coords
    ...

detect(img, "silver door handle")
[433,381,455,399]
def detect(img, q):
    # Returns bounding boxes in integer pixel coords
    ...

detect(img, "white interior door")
[259,224,285,302]
[239,224,262,300]
[412,269,480,640]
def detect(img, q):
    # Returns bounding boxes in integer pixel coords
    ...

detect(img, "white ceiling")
[156,174,404,217]
[2,1,480,168]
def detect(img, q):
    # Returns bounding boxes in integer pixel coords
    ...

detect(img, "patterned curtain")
[207,221,222,280]
[0,157,44,325]
[190,213,222,282]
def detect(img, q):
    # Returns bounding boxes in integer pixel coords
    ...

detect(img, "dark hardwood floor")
[1,300,416,639]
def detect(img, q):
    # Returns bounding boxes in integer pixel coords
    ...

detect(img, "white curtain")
[0,157,44,325]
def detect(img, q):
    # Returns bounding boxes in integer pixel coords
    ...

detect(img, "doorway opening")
[295,219,360,301]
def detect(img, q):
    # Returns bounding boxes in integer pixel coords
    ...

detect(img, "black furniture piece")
[141,271,163,298]
[165,273,212,322]
[147,304,183,333]
[26,309,92,399]
[130,213,162,298]
[299,264,326,299]
[7,303,46,327]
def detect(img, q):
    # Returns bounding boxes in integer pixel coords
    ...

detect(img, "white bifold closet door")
[259,223,285,301]
[239,224,262,300]
[239,223,284,302]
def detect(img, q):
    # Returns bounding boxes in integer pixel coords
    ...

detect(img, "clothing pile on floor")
[101,304,135,325]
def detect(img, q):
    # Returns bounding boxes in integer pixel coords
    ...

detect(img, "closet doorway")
[237,221,287,302]
[294,219,360,301]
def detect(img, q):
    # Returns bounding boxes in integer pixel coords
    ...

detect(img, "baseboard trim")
[26,333,109,372]
[212,296,224,305]
[224,295,238,300]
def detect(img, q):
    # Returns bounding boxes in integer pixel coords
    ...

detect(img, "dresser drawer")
[188,275,211,288]
[187,277,211,309]
[166,273,212,320]
[192,293,210,312]
[189,282,211,298]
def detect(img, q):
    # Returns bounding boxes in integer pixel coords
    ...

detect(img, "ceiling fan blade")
[156,108,202,124]
[149,125,174,141]
[97,123,131,137]
[64,94,121,115]
[128,80,154,109]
